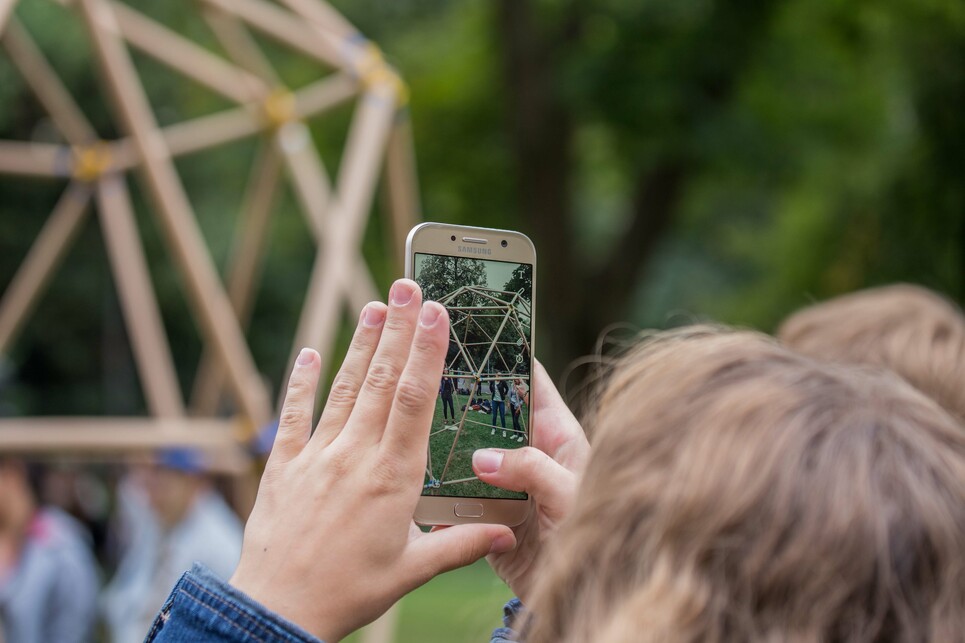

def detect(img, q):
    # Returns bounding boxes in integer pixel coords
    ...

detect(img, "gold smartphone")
[406,223,535,527]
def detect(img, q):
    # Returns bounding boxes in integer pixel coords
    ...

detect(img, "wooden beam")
[277,0,358,40]
[96,173,185,417]
[382,111,421,272]
[288,86,397,395]
[2,18,98,144]
[110,74,357,171]
[202,6,280,85]
[0,0,18,37]
[112,1,266,104]
[0,182,91,353]
[201,0,343,69]
[191,140,282,415]
[79,0,271,433]
[274,123,379,317]
[0,417,240,451]
[292,73,358,120]
[0,140,70,178]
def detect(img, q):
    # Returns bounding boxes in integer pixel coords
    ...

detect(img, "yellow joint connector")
[262,88,297,128]
[354,43,409,107]
[71,142,112,182]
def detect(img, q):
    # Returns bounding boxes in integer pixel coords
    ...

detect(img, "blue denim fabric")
[144,563,322,642]
[490,597,525,643]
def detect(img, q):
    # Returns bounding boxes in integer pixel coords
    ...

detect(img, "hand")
[471,359,590,602]
[229,280,516,642]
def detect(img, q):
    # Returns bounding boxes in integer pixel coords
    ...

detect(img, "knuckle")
[394,379,431,414]
[369,460,401,494]
[279,406,309,430]
[364,360,402,394]
[325,448,356,477]
[326,374,360,409]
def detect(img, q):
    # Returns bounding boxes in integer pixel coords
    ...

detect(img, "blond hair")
[778,284,965,422]
[526,326,965,643]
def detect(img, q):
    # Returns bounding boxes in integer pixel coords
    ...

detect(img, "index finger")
[379,301,450,462]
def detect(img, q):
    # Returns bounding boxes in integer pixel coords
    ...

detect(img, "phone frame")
[406,222,535,527]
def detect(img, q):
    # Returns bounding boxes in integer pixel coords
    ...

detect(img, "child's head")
[527,326,965,642]
[777,284,965,422]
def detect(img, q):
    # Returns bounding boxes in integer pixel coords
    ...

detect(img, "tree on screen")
[415,255,488,306]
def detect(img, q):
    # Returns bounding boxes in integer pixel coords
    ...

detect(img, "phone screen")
[414,252,532,500]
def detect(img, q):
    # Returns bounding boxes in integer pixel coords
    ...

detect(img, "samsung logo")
[458,245,492,255]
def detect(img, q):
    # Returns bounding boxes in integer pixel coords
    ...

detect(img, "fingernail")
[419,303,441,328]
[390,280,415,306]
[296,348,314,366]
[490,533,515,554]
[361,304,386,328]
[473,449,503,474]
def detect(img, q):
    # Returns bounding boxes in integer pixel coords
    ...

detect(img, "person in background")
[517,327,965,642]
[778,283,965,423]
[0,459,100,643]
[102,448,242,643]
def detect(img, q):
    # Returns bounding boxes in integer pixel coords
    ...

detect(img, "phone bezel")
[406,222,535,527]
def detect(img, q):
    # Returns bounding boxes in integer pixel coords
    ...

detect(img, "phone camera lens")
[501,240,508,248]
[450,235,456,241]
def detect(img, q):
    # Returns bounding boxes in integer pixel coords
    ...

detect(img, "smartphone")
[405,223,535,527]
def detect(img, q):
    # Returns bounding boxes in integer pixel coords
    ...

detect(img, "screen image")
[414,253,532,500]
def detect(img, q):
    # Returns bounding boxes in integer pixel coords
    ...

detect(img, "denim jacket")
[144,564,321,642]
[145,563,525,643]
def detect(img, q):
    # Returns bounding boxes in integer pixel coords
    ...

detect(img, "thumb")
[473,447,576,519]
[407,524,516,583]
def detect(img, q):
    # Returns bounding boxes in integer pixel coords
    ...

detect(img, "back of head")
[526,326,965,643]
[777,284,965,422]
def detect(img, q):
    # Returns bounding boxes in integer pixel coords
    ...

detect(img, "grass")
[345,559,515,643]
[424,396,529,499]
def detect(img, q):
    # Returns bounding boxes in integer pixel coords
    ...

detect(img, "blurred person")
[519,327,965,642]
[142,285,964,642]
[0,459,100,643]
[777,283,965,422]
[102,449,242,643]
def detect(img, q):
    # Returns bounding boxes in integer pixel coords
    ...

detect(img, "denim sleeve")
[490,597,525,643]
[144,563,323,643]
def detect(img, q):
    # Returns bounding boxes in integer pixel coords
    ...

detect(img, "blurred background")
[1,0,963,641]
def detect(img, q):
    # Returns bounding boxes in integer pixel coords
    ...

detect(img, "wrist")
[229,567,343,642]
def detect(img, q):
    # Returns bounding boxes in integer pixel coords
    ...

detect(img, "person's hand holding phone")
[229,280,517,642]
[471,359,590,602]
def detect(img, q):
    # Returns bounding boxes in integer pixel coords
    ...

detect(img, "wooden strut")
[190,8,381,412]
[79,0,271,434]
[96,174,185,418]
[190,140,282,415]
[2,18,97,145]
[111,1,267,104]
[286,84,398,402]
[0,183,91,353]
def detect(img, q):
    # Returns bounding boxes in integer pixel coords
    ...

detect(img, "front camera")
[450,235,456,241]
[501,240,508,248]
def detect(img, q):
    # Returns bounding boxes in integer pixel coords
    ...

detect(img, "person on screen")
[509,377,528,440]
[439,377,456,422]
[490,377,509,432]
